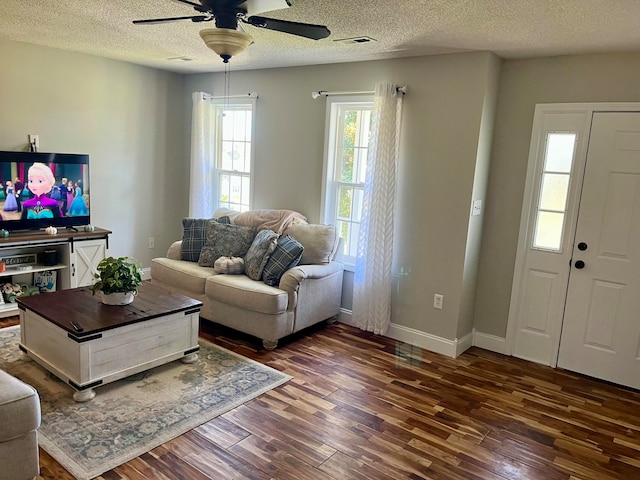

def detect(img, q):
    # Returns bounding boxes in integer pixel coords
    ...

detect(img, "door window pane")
[545,133,575,172]
[532,132,576,252]
[540,174,570,211]
[534,211,565,250]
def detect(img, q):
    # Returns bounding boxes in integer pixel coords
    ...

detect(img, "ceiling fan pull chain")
[224,63,231,110]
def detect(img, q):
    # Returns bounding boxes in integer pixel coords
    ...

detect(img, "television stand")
[0,228,111,317]
[66,226,79,232]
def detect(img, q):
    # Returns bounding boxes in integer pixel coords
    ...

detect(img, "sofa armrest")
[167,241,182,260]
[279,261,344,293]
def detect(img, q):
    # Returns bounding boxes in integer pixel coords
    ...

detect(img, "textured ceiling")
[2,0,640,73]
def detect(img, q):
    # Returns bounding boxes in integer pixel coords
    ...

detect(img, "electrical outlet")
[148,236,155,249]
[433,293,444,309]
[28,134,39,149]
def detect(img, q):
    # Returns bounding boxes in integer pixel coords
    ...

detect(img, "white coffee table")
[17,282,202,402]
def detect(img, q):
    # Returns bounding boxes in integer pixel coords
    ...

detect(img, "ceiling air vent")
[334,36,377,45]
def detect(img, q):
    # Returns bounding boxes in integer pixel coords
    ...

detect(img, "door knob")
[575,260,585,269]
[578,242,588,251]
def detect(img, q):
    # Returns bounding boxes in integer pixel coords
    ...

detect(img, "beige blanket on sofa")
[234,209,307,233]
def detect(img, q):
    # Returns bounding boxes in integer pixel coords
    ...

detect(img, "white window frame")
[321,94,374,269]
[531,131,578,252]
[209,97,256,212]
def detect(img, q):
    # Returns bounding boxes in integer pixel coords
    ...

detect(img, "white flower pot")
[101,291,136,305]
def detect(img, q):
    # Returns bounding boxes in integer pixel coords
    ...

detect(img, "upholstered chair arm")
[280,262,343,290]
[278,261,343,310]
[167,241,182,260]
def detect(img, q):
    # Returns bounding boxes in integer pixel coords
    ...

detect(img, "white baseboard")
[455,331,474,357]
[337,309,472,358]
[472,329,507,355]
[337,308,356,326]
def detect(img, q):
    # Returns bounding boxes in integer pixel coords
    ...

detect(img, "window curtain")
[352,83,404,335]
[189,92,217,218]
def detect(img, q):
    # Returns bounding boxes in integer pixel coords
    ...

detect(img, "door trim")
[506,102,640,366]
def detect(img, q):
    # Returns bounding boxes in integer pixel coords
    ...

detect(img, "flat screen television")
[0,151,90,232]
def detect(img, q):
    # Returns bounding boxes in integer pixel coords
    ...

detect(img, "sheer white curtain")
[189,92,217,218]
[352,83,404,335]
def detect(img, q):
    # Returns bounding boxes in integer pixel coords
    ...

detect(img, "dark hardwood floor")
[2,316,640,480]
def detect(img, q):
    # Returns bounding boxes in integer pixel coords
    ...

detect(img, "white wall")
[0,39,186,266]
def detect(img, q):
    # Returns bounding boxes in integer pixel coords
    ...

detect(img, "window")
[321,96,373,266]
[532,132,577,251]
[210,98,255,212]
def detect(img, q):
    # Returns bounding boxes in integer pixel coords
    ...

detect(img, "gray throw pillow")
[243,229,279,281]
[181,218,211,262]
[284,223,338,265]
[198,222,256,267]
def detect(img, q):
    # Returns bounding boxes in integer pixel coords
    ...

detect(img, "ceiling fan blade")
[170,0,205,8]
[133,15,211,25]
[244,15,330,40]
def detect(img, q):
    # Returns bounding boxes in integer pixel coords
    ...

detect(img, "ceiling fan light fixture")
[199,28,253,63]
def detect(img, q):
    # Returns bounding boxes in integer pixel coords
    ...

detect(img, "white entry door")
[557,112,640,390]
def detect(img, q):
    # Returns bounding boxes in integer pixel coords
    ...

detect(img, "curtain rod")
[311,86,407,99]
[202,92,259,100]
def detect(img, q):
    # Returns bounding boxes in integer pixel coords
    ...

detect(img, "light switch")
[472,199,482,216]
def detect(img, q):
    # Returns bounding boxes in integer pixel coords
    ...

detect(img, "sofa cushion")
[262,235,304,286]
[150,257,214,294]
[198,222,256,267]
[244,229,279,281]
[180,218,211,262]
[284,223,339,265]
[205,275,288,314]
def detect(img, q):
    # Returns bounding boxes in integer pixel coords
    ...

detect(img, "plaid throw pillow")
[262,235,304,286]
[181,218,211,262]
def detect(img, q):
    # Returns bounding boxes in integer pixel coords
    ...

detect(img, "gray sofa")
[151,211,344,349]
[0,370,41,480]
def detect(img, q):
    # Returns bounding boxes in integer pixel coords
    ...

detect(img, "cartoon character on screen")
[68,179,88,216]
[14,177,24,212]
[20,163,63,220]
[65,180,74,210]
[3,181,18,212]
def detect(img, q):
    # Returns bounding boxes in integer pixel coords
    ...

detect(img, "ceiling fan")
[133,0,331,62]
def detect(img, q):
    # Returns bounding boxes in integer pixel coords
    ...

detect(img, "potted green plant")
[91,256,144,305]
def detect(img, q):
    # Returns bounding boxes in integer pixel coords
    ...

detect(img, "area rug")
[0,326,291,480]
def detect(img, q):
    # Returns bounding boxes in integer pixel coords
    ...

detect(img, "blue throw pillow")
[244,229,279,281]
[181,218,211,262]
[262,235,304,286]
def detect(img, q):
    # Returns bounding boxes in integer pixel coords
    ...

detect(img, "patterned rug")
[0,326,291,480]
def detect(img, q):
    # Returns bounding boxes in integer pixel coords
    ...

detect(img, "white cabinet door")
[71,239,108,287]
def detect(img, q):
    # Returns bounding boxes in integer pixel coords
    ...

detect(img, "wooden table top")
[17,282,202,337]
